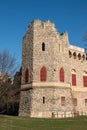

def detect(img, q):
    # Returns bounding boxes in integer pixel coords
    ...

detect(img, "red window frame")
[60,68,64,82]
[40,66,46,81]
[83,76,87,87]
[72,74,76,86]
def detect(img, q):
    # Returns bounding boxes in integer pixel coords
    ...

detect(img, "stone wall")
[19,85,74,118]
[19,20,87,118]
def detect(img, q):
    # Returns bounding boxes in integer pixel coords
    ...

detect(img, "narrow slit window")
[43,97,45,104]
[42,42,45,51]
[25,68,29,83]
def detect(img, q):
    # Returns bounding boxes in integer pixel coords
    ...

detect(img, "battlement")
[30,19,55,29]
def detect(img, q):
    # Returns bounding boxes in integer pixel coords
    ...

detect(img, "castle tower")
[19,20,77,118]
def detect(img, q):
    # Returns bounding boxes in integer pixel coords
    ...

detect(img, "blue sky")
[0,0,87,67]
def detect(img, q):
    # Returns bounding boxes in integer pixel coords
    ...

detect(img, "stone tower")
[19,20,87,118]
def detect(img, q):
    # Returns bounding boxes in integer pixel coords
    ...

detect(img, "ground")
[0,115,87,130]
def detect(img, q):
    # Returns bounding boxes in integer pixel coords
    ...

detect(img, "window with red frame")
[61,96,65,106]
[40,66,46,81]
[72,74,76,86]
[25,68,29,83]
[60,68,64,82]
[83,76,87,87]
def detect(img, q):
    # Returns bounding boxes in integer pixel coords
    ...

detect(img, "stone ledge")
[21,82,87,92]
[71,86,87,92]
[21,82,70,90]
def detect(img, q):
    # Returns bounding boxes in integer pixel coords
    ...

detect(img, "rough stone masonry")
[19,20,87,118]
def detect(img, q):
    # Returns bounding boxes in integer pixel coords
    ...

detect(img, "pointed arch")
[73,52,76,59]
[40,66,46,81]
[25,68,29,83]
[83,71,87,87]
[60,67,64,82]
[71,69,76,86]
[78,53,81,60]
[82,54,85,61]
[69,51,72,58]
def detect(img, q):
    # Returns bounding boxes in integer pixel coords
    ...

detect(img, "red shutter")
[40,67,46,81]
[83,76,87,87]
[25,68,29,83]
[72,74,76,86]
[60,68,64,82]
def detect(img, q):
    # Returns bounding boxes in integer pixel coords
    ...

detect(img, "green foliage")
[0,115,87,130]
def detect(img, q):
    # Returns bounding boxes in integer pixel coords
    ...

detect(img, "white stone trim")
[70,45,84,52]
[71,86,87,92]
[21,82,70,89]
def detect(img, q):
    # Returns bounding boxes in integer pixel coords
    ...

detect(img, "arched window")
[73,52,76,59]
[78,53,81,60]
[69,51,72,58]
[42,42,45,51]
[60,67,64,82]
[25,68,29,83]
[40,66,46,81]
[86,54,87,60]
[82,54,85,61]
[83,71,87,87]
[72,69,76,86]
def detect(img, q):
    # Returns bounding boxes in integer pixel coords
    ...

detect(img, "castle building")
[19,20,87,118]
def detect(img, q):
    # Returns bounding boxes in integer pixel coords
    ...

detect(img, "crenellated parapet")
[69,45,87,61]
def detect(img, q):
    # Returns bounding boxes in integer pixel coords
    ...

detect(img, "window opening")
[73,52,76,59]
[25,68,29,83]
[85,99,87,106]
[43,97,45,104]
[61,96,65,106]
[78,53,81,60]
[73,98,77,106]
[69,51,72,58]
[42,42,45,51]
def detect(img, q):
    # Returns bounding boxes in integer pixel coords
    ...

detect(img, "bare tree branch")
[0,49,17,78]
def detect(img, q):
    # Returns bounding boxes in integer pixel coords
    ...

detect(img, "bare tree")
[0,49,17,77]
[0,49,20,115]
